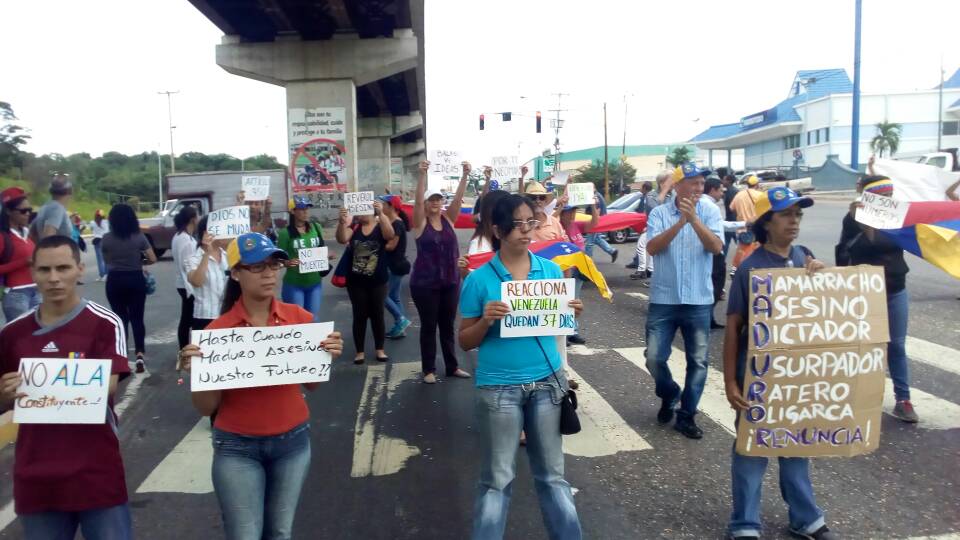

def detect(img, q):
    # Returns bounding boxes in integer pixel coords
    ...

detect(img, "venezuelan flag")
[400,203,476,228]
[880,201,960,279]
[465,240,613,301]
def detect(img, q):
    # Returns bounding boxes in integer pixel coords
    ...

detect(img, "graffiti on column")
[289,107,348,193]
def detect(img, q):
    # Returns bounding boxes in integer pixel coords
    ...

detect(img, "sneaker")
[567,334,586,346]
[657,394,678,424]
[789,524,838,540]
[135,358,145,374]
[729,266,737,277]
[396,317,412,335]
[449,368,471,378]
[626,261,639,269]
[610,250,619,264]
[892,400,919,423]
[385,321,402,339]
[674,418,703,439]
[630,270,645,280]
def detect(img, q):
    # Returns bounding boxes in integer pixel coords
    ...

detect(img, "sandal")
[353,356,365,365]
[423,373,437,384]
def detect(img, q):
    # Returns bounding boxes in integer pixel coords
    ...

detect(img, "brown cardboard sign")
[737,266,889,457]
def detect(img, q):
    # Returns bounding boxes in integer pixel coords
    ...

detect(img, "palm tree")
[871,121,902,158]
[666,145,692,167]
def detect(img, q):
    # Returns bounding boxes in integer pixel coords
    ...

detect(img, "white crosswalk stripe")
[137,418,213,494]
[906,336,960,377]
[563,366,652,457]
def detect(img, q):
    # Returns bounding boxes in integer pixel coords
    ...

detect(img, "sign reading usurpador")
[190,322,335,392]
[737,266,889,458]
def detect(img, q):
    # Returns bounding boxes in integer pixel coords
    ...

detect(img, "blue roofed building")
[690,68,960,170]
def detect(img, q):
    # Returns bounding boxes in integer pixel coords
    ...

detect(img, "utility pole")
[603,102,609,200]
[850,0,862,170]
[548,92,569,172]
[157,149,163,206]
[621,95,628,195]
[937,56,945,151]
[158,90,179,174]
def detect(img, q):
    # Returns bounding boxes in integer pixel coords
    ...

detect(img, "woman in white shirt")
[172,207,199,348]
[186,215,230,330]
[89,209,110,281]
[459,190,510,278]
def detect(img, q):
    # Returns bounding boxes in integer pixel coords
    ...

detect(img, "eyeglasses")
[239,260,284,273]
[15,208,32,214]
[528,195,548,201]
[512,219,541,231]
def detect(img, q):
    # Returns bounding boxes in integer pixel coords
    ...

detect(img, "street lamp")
[158,90,179,174]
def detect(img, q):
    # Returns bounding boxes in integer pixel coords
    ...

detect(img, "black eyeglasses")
[528,195,548,201]
[239,260,284,273]
[15,208,33,214]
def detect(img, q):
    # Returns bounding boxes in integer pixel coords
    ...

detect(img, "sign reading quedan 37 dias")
[14,358,112,424]
[737,266,889,458]
[191,322,335,392]
[500,279,576,338]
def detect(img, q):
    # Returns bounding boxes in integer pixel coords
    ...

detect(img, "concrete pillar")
[727,149,733,168]
[708,149,714,167]
[357,136,391,193]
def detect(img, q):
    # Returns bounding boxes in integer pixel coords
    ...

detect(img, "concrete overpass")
[189,0,427,198]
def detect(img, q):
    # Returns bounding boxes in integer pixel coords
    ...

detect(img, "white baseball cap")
[424,188,444,200]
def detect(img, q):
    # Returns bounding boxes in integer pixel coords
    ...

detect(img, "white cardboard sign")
[566,183,595,207]
[428,149,462,179]
[855,192,909,229]
[551,171,571,186]
[190,322,335,392]
[499,279,577,338]
[344,191,375,216]
[207,205,252,239]
[241,176,271,202]
[14,358,112,424]
[298,247,329,273]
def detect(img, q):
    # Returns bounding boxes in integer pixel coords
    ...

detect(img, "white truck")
[903,148,960,173]
[139,170,290,256]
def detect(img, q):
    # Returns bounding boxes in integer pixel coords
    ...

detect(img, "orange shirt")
[531,214,569,243]
[206,298,314,436]
[730,188,762,227]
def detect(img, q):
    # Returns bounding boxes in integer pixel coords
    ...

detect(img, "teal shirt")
[459,251,563,386]
[276,224,324,288]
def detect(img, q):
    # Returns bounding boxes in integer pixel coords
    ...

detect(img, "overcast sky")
[3,0,959,166]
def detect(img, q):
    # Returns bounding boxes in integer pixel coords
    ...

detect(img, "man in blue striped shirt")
[644,162,723,439]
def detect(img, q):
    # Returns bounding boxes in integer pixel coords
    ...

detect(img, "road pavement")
[1,198,958,539]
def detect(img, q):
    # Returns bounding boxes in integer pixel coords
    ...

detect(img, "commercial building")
[532,144,692,183]
[690,68,960,171]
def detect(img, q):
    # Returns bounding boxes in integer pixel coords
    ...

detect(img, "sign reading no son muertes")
[190,322,335,391]
[14,358,112,424]
[499,278,576,338]
[298,247,329,273]
[738,266,889,458]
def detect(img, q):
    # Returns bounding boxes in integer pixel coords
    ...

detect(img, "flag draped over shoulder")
[881,201,960,279]
[465,240,613,300]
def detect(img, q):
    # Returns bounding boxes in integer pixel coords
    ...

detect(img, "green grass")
[0,177,153,220]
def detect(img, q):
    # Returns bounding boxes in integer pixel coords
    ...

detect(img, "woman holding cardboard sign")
[723,187,837,540]
[276,195,332,322]
[459,194,584,540]
[178,232,343,540]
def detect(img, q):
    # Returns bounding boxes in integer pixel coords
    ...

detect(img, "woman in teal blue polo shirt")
[459,194,583,540]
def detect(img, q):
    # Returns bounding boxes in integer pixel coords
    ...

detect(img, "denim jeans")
[887,288,910,401]
[472,376,582,540]
[729,445,825,537]
[93,239,107,278]
[280,282,322,322]
[644,303,711,422]
[20,503,132,540]
[2,285,41,322]
[384,270,406,324]
[212,423,312,540]
[583,233,614,258]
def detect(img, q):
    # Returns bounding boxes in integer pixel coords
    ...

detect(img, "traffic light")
[536,111,542,133]
[479,114,484,130]
[501,112,512,121]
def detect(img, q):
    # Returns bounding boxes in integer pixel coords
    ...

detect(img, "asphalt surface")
[1,198,959,539]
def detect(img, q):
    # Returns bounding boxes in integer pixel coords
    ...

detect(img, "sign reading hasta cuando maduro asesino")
[737,266,889,458]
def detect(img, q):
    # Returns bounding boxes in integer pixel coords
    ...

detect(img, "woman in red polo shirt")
[179,232,343,540]
[0,187,39,321]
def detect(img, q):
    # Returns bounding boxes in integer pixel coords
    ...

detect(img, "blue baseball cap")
[673,162,712,181]
[755,186,814,217]
[489,179,500,191]
[226,233,289,269]
[289,195,313,210]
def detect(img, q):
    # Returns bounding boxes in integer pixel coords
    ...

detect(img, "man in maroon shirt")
[0,235,131,539]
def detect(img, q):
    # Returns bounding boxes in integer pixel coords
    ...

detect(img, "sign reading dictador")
[737,266,889,458]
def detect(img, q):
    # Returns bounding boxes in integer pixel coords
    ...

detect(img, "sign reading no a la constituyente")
[190,322,335,391]
[500,278,576,338]
[14,358,112,424]
[737,266,888,458]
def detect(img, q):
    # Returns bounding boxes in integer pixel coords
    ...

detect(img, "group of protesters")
[0,153,937,540]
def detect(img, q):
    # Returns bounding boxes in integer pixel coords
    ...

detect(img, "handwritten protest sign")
[207,205,251,239]
[490,155,520,183]
[551,171,571,186]
[298,247,329,273]
[241,176,271,202]
[738,266,888,458]
[855,192,909,229]
[500,279,576,338]
[190,322,335,392]
[343,191,375,216]
[14,358,111,424]
[429,150,462,178]
[566,183,595,207]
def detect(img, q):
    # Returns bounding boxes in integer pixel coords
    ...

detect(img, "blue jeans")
[2,285,41,322]
[887,289,910,401]
[384,270,406,324]
[20,503,132,540]
[584,233,614,258]
[644,303,711,422]
[93,239,107,278]
[729,446,825,537]
[472,376,582,540]
[212,423,312,540]
[280,282,322,322]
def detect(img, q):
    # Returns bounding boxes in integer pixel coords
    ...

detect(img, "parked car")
[605,192,646,243]
[738,169,813,192]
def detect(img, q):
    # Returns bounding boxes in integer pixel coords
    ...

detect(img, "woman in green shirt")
[276,196,329,321]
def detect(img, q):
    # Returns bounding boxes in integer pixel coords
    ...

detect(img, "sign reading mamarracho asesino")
[737,266,889,458]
